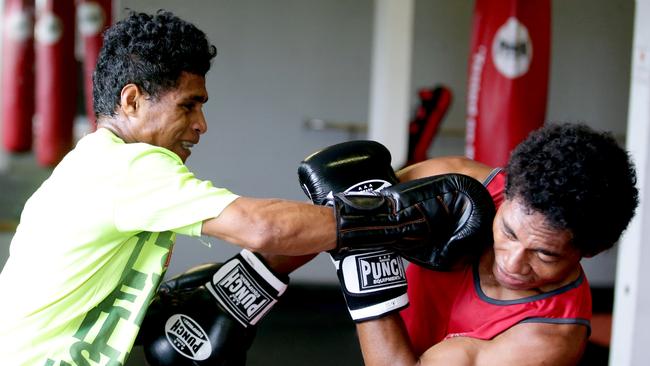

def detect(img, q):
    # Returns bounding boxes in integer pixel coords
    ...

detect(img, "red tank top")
[400,169,592,355]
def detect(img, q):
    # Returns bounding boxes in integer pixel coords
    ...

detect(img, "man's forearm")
[203,197,337,255]
[357,314,419,366]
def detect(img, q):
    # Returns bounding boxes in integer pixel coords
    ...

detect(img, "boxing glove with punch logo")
[141,249,288,366]
[300,140,496,272]
[334,173,496,271]
[299,140,408,321]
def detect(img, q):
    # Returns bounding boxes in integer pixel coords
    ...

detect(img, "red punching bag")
[1,0,35,152]
[77,0,112,131]
[465,0,551,167]
[34,0,77,167]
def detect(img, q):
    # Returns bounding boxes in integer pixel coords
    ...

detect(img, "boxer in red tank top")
[401,169,592,355]
[349,124,638,366]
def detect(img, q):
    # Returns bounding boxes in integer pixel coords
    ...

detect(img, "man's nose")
[194,112,207,134]
[503,247,530,275]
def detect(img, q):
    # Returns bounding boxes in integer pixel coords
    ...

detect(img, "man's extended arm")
[200,156,495,261]
[202,197,337,255]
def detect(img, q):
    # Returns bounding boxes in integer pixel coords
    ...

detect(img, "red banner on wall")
[465,0,551,167]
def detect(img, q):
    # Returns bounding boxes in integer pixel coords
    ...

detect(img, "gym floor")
[0,153,611,365]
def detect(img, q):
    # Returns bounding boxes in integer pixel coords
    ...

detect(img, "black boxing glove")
[334,173,496,270]
[299,140,397,205]
[136,263,222,346]
[298,140,409,321]
[159,262,223,294]
[141,249,288,366]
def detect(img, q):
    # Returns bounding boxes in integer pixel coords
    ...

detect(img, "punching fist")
[141,250,288,366]
[298,140,408,321]
[335,173,496,270]
[299,140,495,271]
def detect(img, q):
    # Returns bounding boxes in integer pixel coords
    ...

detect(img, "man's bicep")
[202,200,316,274]
[419,323,587,366]
[201,197,258,244]
[202,196,336,255]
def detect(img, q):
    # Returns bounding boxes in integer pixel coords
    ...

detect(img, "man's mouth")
[181,141,195,150]
[494,265,529,288]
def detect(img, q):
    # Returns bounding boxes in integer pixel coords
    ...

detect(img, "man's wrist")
[259,253,317,276]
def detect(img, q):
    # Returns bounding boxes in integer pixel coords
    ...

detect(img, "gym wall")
[0,0,634,286]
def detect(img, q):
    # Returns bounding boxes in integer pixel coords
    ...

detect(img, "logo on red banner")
[492,17,532,79]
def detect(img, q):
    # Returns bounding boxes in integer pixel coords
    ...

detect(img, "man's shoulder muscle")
[397,157,494,183]
[420,322,588,366]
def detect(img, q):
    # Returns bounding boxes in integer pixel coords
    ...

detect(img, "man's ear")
[119,83,142,117]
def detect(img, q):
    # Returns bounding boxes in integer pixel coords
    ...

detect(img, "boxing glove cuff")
[348,295,409,321]
[206,249,288,328]
[335,250,409,322]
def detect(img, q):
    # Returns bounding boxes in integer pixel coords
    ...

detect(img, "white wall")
[610,1,650,363]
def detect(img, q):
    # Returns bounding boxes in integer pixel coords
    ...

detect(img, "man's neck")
[97,117,131,143]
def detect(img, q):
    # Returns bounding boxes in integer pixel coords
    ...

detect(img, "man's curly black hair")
[505,123,638,257]
[93,10,217,118]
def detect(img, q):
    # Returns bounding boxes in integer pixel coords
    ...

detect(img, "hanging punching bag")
[1,0,35,152]
[77,0,111,131]
[465,0,551,167]
[34,0,77,167]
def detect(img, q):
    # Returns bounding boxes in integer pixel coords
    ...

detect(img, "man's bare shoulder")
[397,156,494,183]
[419,322,588,366]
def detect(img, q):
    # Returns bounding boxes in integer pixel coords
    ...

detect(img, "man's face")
[491,197,582,291]
[133,72,208,162]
